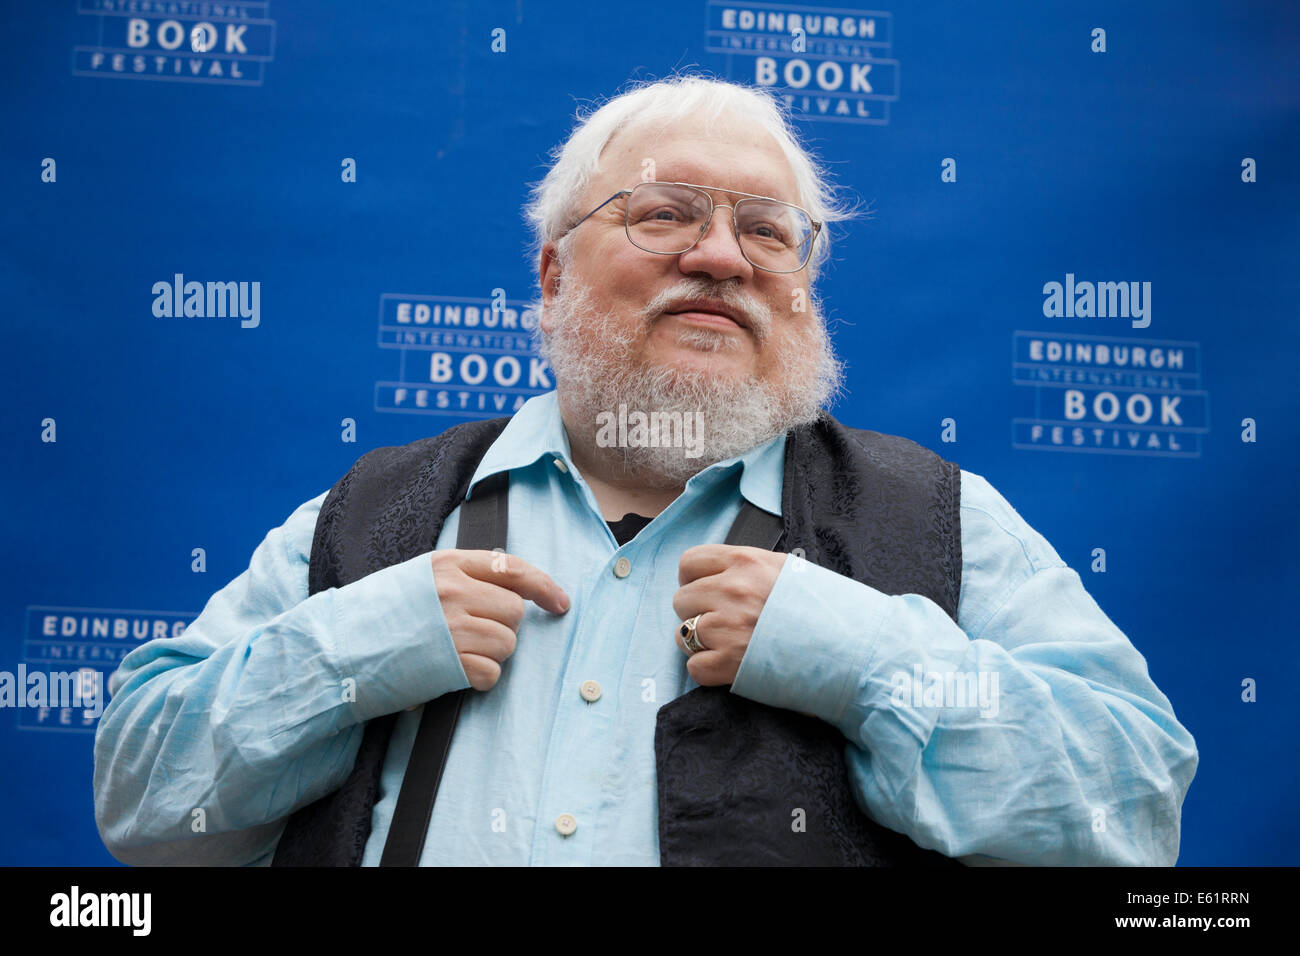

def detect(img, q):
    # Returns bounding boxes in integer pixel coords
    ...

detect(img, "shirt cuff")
[731,553,894,727]
[330,551,470,722]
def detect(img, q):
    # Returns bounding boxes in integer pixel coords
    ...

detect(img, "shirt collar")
[466,390,785,517]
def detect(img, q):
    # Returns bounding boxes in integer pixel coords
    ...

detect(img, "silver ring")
[679,614,706,654]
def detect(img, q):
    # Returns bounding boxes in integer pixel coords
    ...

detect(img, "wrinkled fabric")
[93,391,1197,867]
[277,392,965,866]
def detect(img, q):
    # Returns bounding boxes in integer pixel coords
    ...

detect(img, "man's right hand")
[430,549,570,690]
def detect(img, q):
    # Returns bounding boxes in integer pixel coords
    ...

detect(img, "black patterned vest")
[272,410,963,866]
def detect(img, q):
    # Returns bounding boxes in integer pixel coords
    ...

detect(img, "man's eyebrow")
[652,177,796,203]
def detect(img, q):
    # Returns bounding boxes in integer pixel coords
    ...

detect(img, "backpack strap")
[379,470,510,867]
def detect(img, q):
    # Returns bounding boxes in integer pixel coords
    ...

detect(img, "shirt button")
[613,556,631,578]
[555,813,577,836]
[552,458,568,473]
[579,680,602,702]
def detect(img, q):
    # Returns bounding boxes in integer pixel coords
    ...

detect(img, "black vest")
[272,411,964,866]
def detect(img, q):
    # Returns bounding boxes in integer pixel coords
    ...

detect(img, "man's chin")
[646,355,750,391]
[649,323,752,358]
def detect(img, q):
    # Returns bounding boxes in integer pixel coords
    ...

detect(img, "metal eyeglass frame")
[561,180,823,274]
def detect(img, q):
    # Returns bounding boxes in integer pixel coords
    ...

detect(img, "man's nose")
[676,205,753,281]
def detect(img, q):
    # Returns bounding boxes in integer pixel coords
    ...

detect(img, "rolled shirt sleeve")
[92,491,470,866]
[730,470,1199,866]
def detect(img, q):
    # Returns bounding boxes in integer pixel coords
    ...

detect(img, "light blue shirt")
[93,390,1198,866]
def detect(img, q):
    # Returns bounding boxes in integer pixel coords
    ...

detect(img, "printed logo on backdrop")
[375,293,551,419]
[1012,332,1210,458]
[706,2,897,124]
[4,606,195,732]
[73,0,277,86]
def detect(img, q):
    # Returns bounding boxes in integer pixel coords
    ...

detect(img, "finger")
[678,544,746,586]
[454,579,528,633]
[448,613,518,664]
[685,649,728,687]
[671,580,714,623]
[459,652,502,692]
[461,550,570,615]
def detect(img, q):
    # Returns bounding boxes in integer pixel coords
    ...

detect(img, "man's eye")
[640,206,689,222]
[746,222,789,243]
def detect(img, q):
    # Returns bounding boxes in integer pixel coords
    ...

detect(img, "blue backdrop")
[2,0,1297,866]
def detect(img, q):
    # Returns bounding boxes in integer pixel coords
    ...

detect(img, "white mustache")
[639,280,772,343]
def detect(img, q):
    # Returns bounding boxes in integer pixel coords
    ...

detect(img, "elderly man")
[93,74,1197,867]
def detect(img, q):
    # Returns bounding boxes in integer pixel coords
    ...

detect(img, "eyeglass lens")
[624,183,814,272]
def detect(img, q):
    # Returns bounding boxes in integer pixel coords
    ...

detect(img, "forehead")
[594,112,800,204]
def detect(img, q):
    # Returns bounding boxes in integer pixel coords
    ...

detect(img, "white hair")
[523,71,859,293]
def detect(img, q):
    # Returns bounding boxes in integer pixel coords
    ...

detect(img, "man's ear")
[539,241,563,317]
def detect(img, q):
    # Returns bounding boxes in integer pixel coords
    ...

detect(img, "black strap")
[380,476,781,866]
[379,471,510,866]
[724,499,784,550]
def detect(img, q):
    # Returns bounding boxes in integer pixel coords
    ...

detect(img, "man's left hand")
[673,544,788,686]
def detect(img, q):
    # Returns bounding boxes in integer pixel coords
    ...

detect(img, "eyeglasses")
[563,181,822,274]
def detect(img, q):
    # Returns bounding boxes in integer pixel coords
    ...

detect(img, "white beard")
[534,273,846,490]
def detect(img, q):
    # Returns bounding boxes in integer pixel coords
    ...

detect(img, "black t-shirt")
[605,512,654,547]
